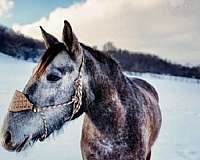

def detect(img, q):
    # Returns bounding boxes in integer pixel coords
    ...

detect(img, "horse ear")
[62,20,81,60]
[40,26,59,48]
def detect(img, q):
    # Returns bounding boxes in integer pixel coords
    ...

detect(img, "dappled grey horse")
[1,20,162,160]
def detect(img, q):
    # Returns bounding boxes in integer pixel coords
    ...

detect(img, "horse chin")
[31,132,44,143]
[13,116,67,152]
[15,137,30,152]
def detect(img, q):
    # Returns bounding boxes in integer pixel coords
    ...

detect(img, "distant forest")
[0,25,44,61]
[109,50,200,79]
[0,25,200,79]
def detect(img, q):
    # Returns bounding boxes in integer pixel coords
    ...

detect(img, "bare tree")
[103,41,117,52]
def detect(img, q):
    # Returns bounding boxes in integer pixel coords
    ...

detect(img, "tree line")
[108,49,200,79]
[0,25,199,79]
[0,25,44,61]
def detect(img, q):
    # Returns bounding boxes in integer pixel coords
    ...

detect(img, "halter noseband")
[8,56,84,141]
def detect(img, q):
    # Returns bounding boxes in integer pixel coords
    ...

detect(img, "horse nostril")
[4,131,12,145]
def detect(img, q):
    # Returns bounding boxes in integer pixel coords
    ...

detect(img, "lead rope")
[39,111,48,140]
[66,73,82,121]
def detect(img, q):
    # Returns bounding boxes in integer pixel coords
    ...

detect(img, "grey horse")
[1,20,162,160]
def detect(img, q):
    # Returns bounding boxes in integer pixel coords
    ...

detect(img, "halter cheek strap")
[8,56,84,141]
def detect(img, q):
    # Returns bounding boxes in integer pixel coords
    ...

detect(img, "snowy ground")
[0,53,200,160]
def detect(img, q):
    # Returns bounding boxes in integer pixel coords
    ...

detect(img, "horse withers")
[1,20,162,160]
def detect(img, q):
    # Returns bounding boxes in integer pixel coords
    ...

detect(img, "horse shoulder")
[128,77,162,148]
[130,77,159,102]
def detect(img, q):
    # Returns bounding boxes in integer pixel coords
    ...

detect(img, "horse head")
[1,20,85,152]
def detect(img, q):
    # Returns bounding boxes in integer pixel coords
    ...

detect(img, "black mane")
[80,43,121,72]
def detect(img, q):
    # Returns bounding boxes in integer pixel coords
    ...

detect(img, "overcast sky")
[0,0,199,65]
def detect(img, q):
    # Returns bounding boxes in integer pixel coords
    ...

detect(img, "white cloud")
[13,0,200,65]
[0,0,14,17]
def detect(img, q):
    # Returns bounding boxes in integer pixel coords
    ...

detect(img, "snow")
[0,53,200,160]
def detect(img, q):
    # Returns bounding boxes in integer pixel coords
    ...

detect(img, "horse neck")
[82,48,132,135]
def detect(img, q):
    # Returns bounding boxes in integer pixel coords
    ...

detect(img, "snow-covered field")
[0,53,199,160]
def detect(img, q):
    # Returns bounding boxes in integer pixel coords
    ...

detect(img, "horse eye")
[46,74,61,82]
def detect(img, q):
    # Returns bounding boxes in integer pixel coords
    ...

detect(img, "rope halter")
[8,56,84,141]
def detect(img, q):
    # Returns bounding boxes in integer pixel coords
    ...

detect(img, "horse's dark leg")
[146,151,151,160]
